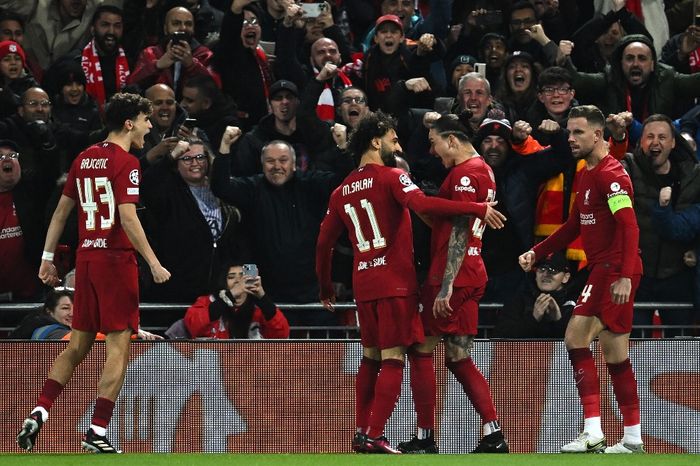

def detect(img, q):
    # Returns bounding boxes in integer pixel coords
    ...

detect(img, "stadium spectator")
[175,0,223,47]
[11,288,73,339]
[0,10,42,79]
[212,134,343,327]
[519,105,644,454]
[21,0,100,72]
[182,263,290,339]
[494,251,576,338]
[80,4,130,113]
[441,54,476,99]
[16,92,171,454]
[455,72,497,133]
[0,87,63,210]
[276,1,354,74]
[0,40,38,119]
[568,2,652,73]
[179,74,239,150]
[128,6,219,96]
[594,0,669,56]
[140,137,247,304]
[233,79,335,176]
[0,139,44,301]
[474,113,571,303]
[660,23,700,74]
[362,14,438,111]
[495,51,540,124]
[140,83,187,168]
[399,113,508,454]
[214,0,272,131]
[622,114,700,335]
[524,66,577,129]
[562,34,700,125]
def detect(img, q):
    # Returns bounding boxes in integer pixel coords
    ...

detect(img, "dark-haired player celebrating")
[17,93,171,454]
[316,111,503,454]
[398,113,509,454]
[519,105,644,454]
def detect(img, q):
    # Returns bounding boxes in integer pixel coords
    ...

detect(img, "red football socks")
[367,358,404,437]
[355,357,380,431]
[568,348,601,418]
[446,358,497,423]
[91,397,116,429]
[408,350,436,429]
[36,378,65,411]
[607,359,641,426]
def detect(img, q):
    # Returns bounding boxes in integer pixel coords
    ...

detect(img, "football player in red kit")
[519,105,644,454]
[17,93,171,454]
[316,111,504,454]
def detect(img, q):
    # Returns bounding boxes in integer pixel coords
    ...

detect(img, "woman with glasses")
[140,137,248,303]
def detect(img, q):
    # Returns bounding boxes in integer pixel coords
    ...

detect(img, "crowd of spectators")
[0,0,698,338]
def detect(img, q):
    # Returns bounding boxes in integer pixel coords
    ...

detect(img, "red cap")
[375,14,403,32]
[0,41,26,68]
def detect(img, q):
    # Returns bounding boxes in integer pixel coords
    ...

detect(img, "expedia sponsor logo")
[455,175,476,193]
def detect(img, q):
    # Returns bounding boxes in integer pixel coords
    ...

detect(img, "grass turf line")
[0,454,698,466]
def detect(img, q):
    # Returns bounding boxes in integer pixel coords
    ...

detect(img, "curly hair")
[347,111,396,166]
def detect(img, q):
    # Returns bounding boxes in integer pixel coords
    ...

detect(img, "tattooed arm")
[433,215,471,318]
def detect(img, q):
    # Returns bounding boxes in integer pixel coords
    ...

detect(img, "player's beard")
[379,144,398,168]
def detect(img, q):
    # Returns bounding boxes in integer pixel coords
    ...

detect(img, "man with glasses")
[128,6,219,97]
[0,87,63,210]
[0,139,44,301]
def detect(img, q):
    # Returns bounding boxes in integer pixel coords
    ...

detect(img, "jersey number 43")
[76,177,116,231]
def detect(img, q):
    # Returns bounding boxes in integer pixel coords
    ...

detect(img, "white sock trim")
[583,416,603,438]
[33,406,49,423]
[89,425,106,437]
[623,424,642,444]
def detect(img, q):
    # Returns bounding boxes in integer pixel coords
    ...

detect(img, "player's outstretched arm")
[39,195,76,286]
[434,215,470,318]
[118,203,171,284]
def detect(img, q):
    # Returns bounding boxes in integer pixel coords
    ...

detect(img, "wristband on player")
[41,251,55,262]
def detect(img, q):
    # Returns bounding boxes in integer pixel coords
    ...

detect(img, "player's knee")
[444,335,473,362]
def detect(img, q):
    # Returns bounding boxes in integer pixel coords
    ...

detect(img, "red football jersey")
[574,155,641,271]
[320,164,422,301]
[63,142,140,255]
[426,156,495,287]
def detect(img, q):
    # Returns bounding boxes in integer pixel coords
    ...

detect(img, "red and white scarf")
[81,39,130,113]
[316,68,352,122]
[255,46,273,112]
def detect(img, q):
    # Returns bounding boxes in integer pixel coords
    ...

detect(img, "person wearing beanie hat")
[0,40,38,119]
[51,61,101,151]
[444,54,476,96]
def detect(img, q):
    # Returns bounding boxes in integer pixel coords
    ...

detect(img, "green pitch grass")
[0,454,697,466]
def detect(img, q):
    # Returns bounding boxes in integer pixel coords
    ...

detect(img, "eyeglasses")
[179,154,207,164]
[242,18,259,26]
[24,99,51,108]
[341,96,367,105]
[510,18,537,28]
[536,265,563,275]
[152,99,175,106]
[540,86,572,96]
[0,152,19,161]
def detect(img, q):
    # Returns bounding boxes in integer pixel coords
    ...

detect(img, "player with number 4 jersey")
[17,93,170,455]
[316,112,499,454]
[519,106,644,455]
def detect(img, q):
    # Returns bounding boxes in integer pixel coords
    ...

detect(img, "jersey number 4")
[344,199,386,253]
[76,177,116,231]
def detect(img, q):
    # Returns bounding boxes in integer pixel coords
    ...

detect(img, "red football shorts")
[356,295,424,350]
[573,265,641,334]
[72,251,139,334]
[420,283,484,336]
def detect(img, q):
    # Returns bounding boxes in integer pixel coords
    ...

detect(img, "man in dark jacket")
[623,114,700,335]
[565,34,700,123]
[473,112,572,303]
[212,136,346,328]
